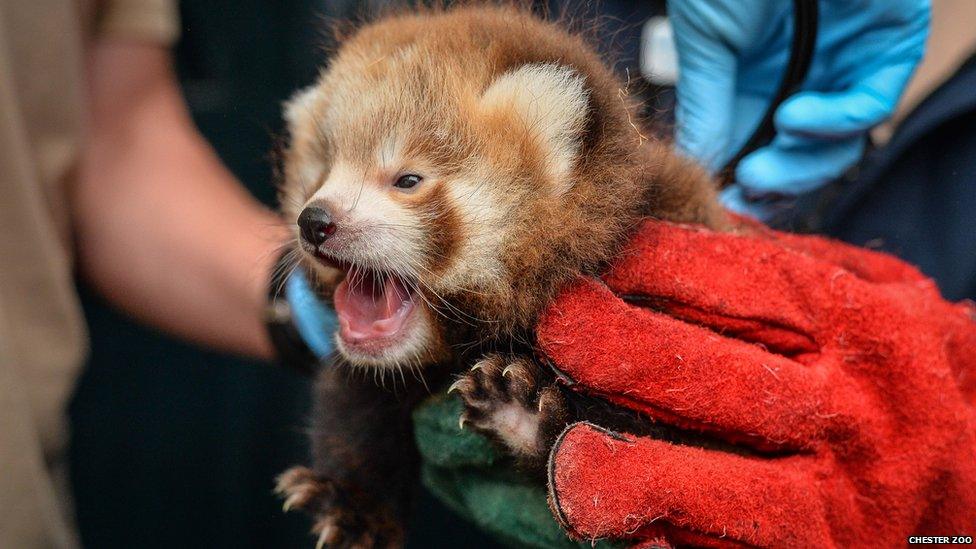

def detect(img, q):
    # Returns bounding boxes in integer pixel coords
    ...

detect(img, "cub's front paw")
[450,354,568,471]
[275,466,403,549]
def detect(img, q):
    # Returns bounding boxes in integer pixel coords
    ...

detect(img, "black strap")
[719,0,819,186]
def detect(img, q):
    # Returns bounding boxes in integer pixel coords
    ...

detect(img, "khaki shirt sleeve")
[96,0,180,45]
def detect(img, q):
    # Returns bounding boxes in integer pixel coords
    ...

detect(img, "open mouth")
[313,252,419,349]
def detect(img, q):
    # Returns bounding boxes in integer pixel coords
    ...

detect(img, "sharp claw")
[458,415,468,430]
[315,521,339,549]
[282,493,301,512]
[447,379,463,394]
[315,527,331,549]
[502,365,513,377]
[470,362,483,372]
[274,471,297,495]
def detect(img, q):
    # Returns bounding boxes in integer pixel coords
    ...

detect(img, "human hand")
[539,219,976,546]
[668,0,930,219]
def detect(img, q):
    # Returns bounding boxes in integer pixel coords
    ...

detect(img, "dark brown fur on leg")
[276,364,433,548]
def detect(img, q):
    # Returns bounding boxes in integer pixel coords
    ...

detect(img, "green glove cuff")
[412,393,618,549]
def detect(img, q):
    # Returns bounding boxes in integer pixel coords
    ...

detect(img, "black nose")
[297,206,336,247]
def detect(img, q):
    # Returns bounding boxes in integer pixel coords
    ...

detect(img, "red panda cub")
[276,4,728,548]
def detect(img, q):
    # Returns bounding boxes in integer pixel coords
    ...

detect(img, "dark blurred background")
[64,0,976,547]
[66,1,660,547]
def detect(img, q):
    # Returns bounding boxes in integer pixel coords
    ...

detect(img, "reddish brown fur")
[408,6,725,339]
[277,5,730,545]
[405,183,463,276]
[281,4,726,354]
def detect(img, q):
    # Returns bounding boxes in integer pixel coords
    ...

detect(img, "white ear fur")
[283,84,322,130]
[281,84,330,215]
[480,63,589,194]
[282,83,331,163]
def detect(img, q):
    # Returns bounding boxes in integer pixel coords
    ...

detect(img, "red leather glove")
[538,220,976,548]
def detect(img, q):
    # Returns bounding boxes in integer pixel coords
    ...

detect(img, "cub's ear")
[283,84,323,138]
[280,84,330,219]
[480,63,589,194]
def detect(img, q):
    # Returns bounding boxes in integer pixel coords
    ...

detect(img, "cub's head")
[280,6,649,368]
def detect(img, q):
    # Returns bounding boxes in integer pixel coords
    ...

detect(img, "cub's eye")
[393,174,423,191]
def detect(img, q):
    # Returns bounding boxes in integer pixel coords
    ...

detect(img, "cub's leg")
[451,354,570,473]
[277,364,426,549]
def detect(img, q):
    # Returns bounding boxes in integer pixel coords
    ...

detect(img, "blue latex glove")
[284,269,337,360]
[668,0,930,220]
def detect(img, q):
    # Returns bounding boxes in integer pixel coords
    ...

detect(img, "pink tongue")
[334,275,414,341]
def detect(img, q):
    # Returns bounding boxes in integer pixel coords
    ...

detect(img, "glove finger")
[285,269,338,359]
[947,301,976,402]
[718,184,793,222]
[548,422,827,547]
[699,211,928,285]
[671,23,737,172]
[538,278,830,451]
[602,220,916,353]
[747,224,930,286]
[734,135,865,195]
[631,538,673,549]
[775,59,922,138]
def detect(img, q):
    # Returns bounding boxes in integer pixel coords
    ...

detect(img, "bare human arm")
[73,39,288,359]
